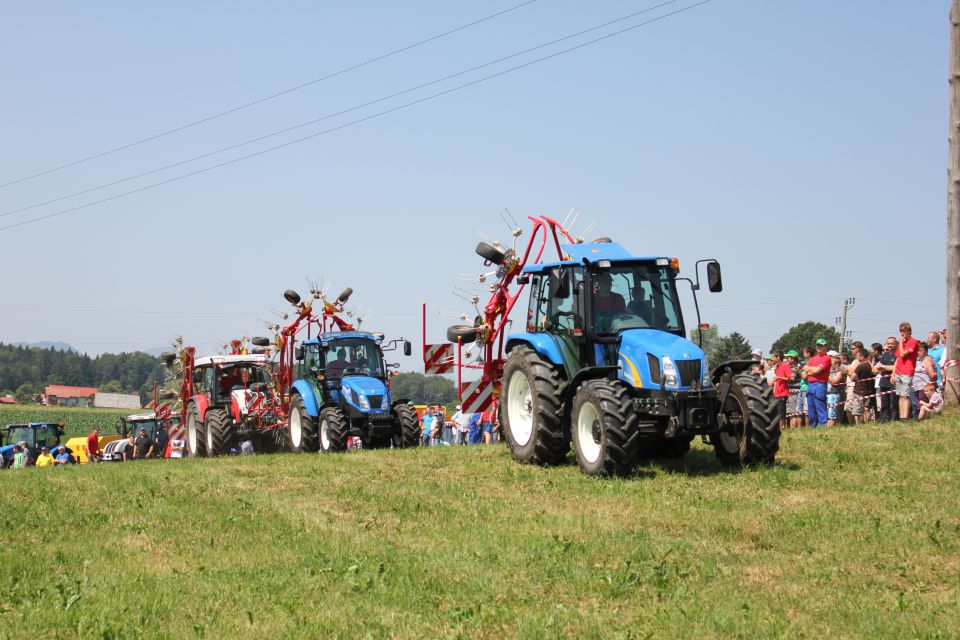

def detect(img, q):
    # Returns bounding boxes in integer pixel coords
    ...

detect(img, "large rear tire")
[570,379,639,477]
[714,372,780,466]
[287,395,317,453]
[185,401,205,457]
[318,407,348,453]
[393,404,420,448]
[204,408,230,457]
[501,345,568,465]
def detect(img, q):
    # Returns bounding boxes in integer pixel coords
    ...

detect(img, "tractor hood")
[616,329,709,390]
[339,376,389,412]
[0,444,14,459]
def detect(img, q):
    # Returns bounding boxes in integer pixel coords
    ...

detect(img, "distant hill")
[14,341,76,352]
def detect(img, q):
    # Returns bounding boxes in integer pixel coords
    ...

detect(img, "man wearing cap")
[35,447,55,468]
[133,428,155,460]
[826,350,845,426]
[86,426,102,463]
[802,339,832,427]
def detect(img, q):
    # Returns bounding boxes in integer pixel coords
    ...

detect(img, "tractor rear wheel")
[185,401,205,457]
[318,407,348,452]
[287,395,317,453]
[570,379,639,477]
[204,408,230,457]
[393,404,420,448]
[501,345,568,465]
[714,372,780,466]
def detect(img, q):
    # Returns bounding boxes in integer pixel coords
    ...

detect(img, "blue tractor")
[286,331,420,452]
[500,241,780,477]
[1,422,64,467]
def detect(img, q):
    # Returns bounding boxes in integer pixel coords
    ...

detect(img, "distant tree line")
[390,372,458,406]
[0,343,163,403]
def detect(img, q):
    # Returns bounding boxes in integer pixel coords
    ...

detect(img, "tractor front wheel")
[287,395,317,453]
[501,345,568,465]
[185,402,205,457]
[393,404,420,448]
[318,407,348,453]
[714,372,780,466]
[204,408,230,457]
[570,379,639,477]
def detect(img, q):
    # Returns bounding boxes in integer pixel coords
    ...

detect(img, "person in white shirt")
[451,405,470,445]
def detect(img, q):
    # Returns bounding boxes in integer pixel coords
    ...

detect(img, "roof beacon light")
[670,258,680,272]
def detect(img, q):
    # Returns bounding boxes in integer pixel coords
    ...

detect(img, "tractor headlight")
[702,362,711,387]
[358,393,370,410]
[381,396,389,410]
[661,357,679,388]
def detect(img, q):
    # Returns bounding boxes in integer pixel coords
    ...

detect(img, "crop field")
[0,405,134,441]
[1,410,958,639]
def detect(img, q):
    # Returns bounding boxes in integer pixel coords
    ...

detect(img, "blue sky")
[0,0,949,369]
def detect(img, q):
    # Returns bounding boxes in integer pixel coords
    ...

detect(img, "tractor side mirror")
[192,370,202,383]
[706,261,723,292]
[295,346,304,361]
[403,341,412,357]
[549,268,570,300]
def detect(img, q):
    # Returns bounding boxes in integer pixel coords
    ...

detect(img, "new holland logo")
[683,353,691,359]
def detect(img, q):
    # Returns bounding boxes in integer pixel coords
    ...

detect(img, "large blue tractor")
[286,331,420,452]
[500,241,780,477]
[1,422,64,466]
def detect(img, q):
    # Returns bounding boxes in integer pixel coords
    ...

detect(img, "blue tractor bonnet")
[341,376,387,398]
[617,329,708,389]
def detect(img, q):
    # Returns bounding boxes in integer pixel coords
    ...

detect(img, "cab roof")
[302,331,382,346]
[522,242,668,274]
[194,354,270,367]
[5,422,61,429]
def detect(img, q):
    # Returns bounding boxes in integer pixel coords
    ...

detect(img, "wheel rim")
[290,408,302,450]
[507,370,534,446]
[320,419,330,450]
[576,401,602,464]
[187,412,197,455]
[206,421,214,454]
[718,396,746,454]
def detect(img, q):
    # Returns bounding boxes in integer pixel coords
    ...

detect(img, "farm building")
[94,392,140,410]
[44,385,98,407]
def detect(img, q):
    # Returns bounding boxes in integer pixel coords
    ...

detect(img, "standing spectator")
[480,410,495,444]
[133,428,155,460]
[451,405,469,446]
[848,348,876,425]
[802,339,832,427]
[420,409,434,447]
[433,407,446,446]
[86,426,102,463]
[927,331,945,387]
[785,350,802,428]
[918,382,943,419]
[169,433,185,459]
[826,350,845,427]
[53,445,74,466]
[893,322,920,422]
[911,342,936,415]
[122,435,136,462]
[845,342,865,423]
[763,355,777,387]
[771,351,792,429]
[750,349,764,376]
[12,444,27,469]
[875,339,897,422]
[796,346,815,426]
[35,447,55,468]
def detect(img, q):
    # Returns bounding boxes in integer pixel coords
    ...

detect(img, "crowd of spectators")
[417,403,499,446]
[753,323,947,429]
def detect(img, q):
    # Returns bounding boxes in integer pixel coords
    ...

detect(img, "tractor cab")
[192,355,273,406]
[298,332,390,415]
[1,422,64,461]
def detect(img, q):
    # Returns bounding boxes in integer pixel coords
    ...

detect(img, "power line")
[0,0,715,233]
[0,0,538,190]
[856,298,946,308]
[1,0,688,221]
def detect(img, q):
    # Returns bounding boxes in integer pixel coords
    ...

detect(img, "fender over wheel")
[570,379,639,477]
[501,345,568,465]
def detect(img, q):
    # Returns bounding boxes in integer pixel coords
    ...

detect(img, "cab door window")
[526,274,548,332]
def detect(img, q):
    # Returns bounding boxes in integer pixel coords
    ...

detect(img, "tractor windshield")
[591,263,683,336]
[6,425,59,449]
[6,426,36,447]
[217,364,271,395]
[323,338,384,379]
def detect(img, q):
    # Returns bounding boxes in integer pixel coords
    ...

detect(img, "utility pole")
[835,297,855,353]
[948,0,960,404]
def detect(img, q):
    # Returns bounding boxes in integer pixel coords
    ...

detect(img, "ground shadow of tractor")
[630,448,802,479]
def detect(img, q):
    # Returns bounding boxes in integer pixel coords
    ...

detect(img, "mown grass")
[1,412,958,639]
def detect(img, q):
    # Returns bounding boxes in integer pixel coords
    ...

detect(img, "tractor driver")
[219,367,245,395]
[325,347,351,379]
[627,285,654,326]
[593,273,626,327]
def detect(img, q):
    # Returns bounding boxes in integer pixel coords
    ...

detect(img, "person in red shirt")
[771,351,794,428]
[86,426,101,463]
[894,321,920,421]
[802,338,833,427]
[593,273,626,330]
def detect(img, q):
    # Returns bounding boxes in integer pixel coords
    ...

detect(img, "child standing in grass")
[918,383,943,420]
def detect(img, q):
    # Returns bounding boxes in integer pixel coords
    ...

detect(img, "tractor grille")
[367,395,383,409]
[676,360,702,388]
[647,354,661,384]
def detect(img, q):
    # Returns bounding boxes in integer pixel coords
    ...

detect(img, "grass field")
[1,411,958,638]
